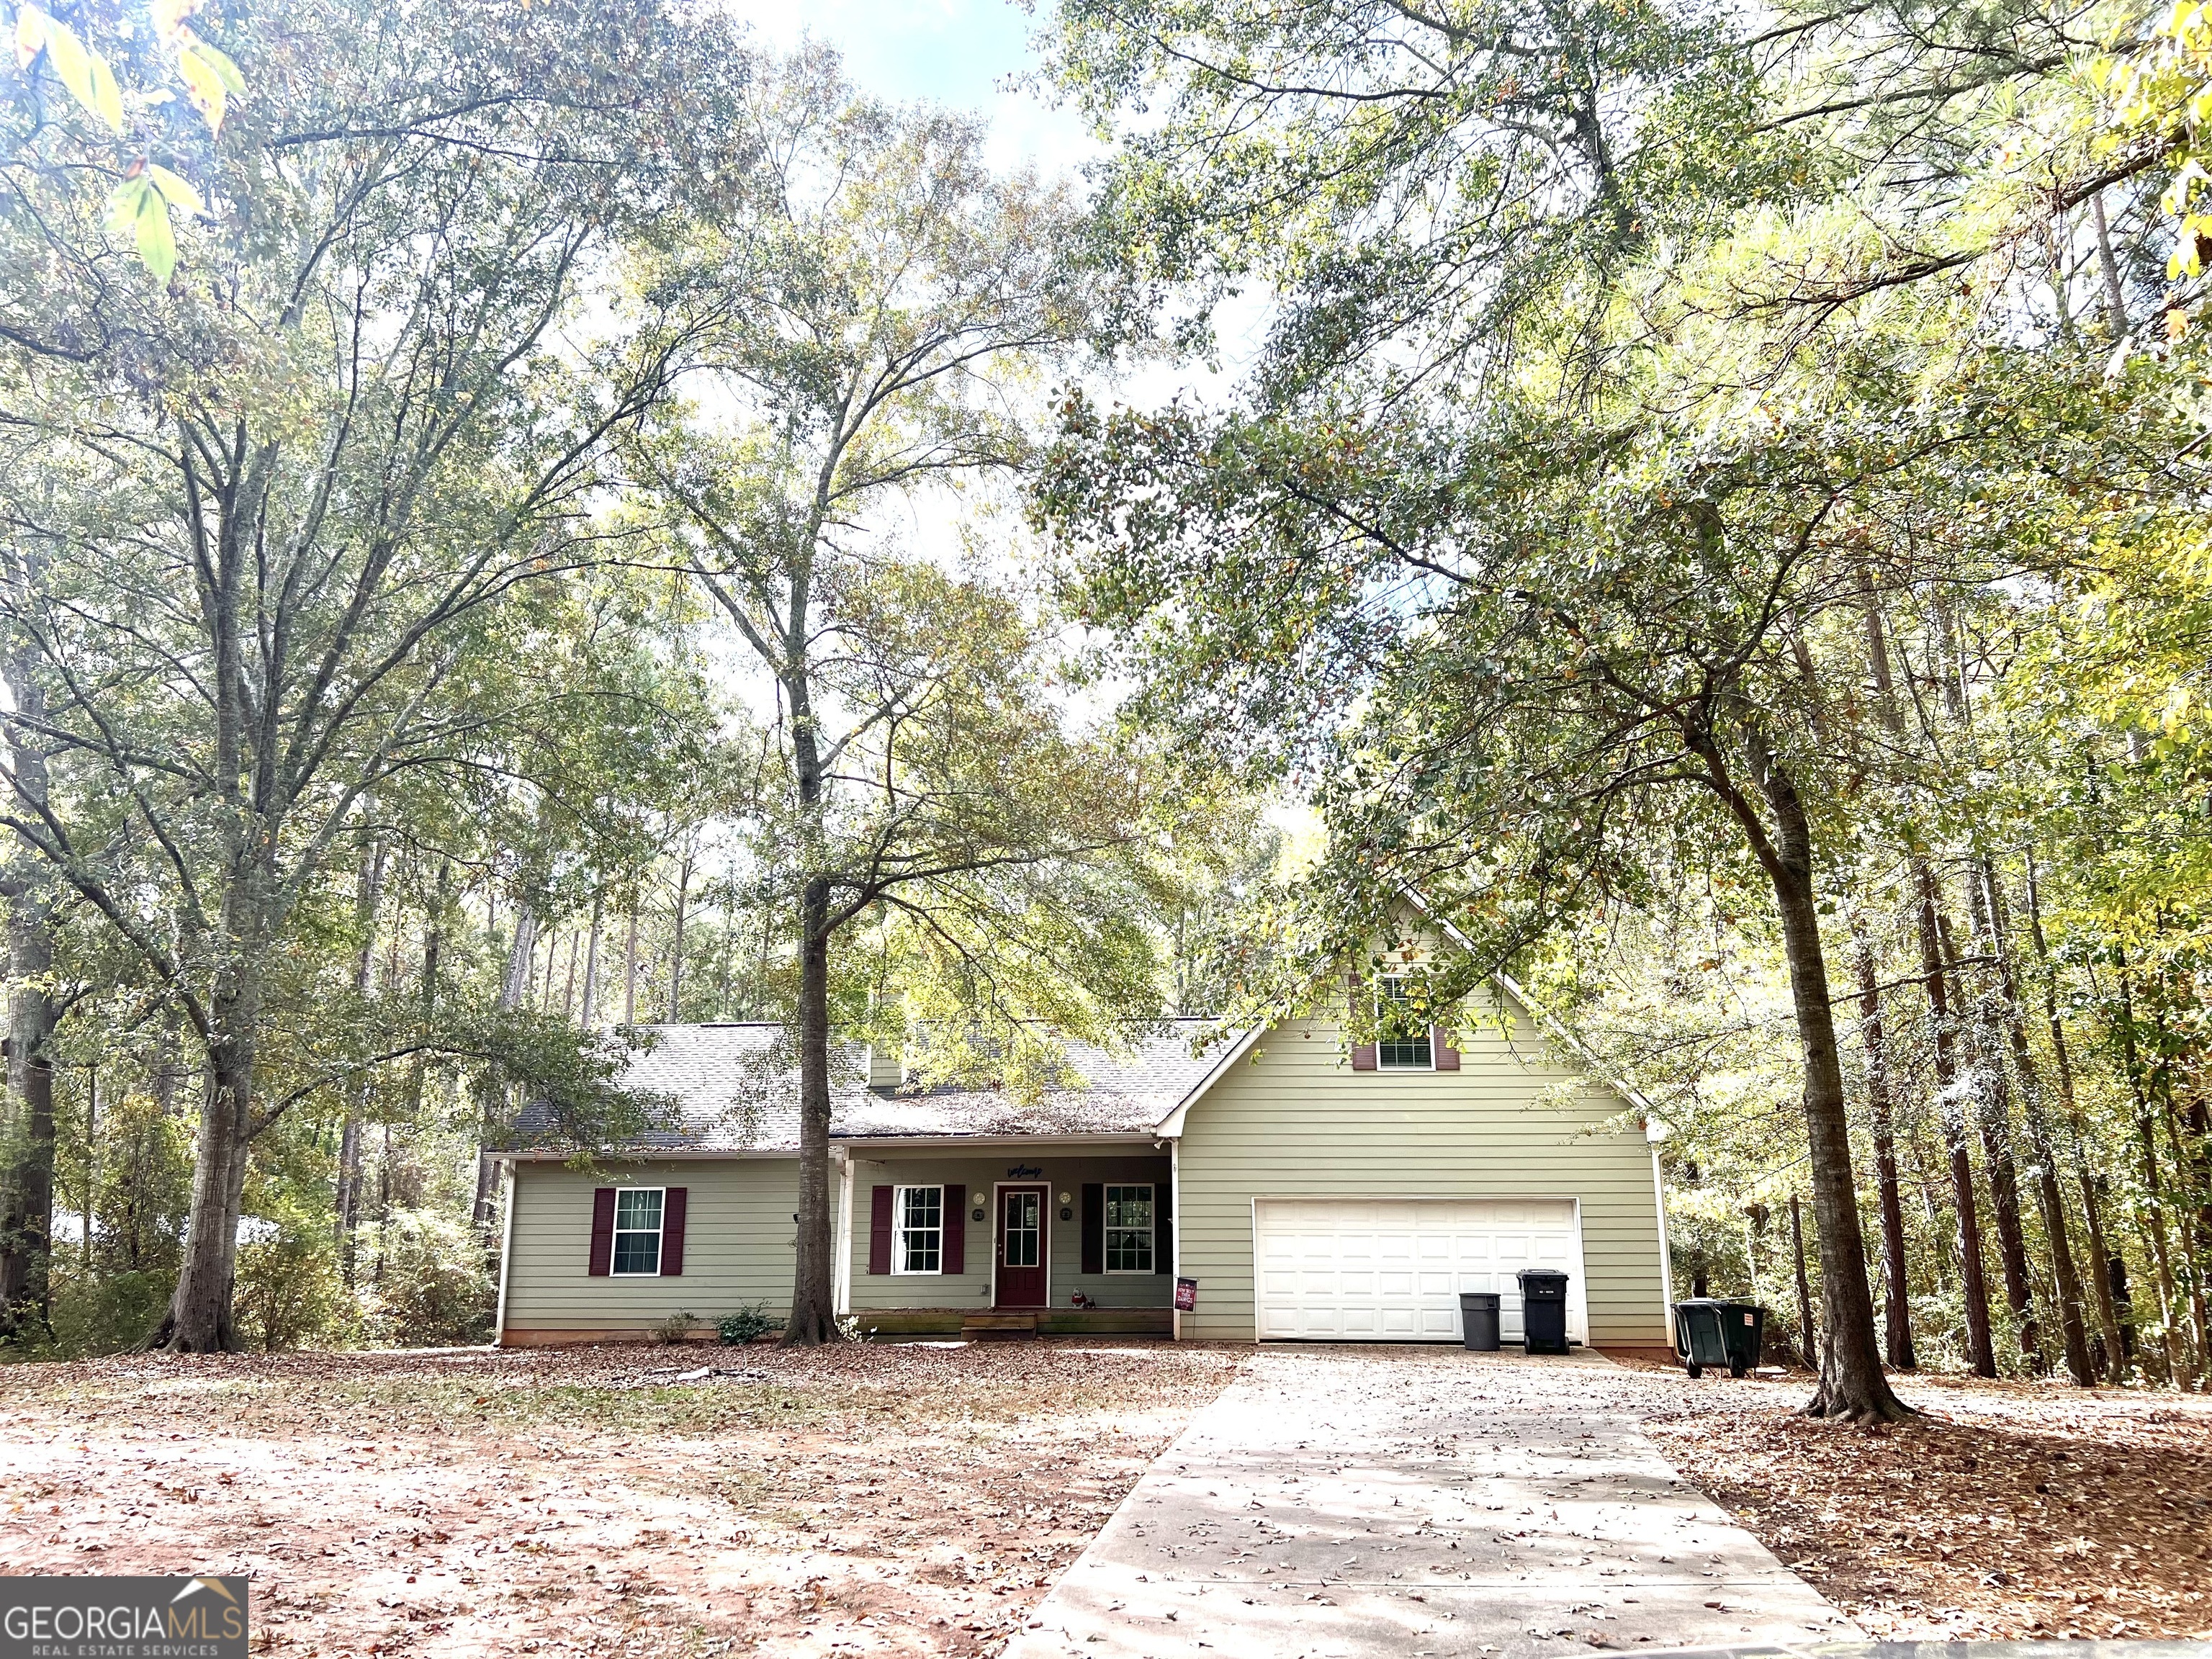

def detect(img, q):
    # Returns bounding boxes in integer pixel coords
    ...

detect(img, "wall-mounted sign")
[1007,1164,1043,1178]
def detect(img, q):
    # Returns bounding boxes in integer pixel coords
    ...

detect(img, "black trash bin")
[1516,1268,1570,1354]
[1672,1298,1764,1377]
[1458,1290,1501,1352]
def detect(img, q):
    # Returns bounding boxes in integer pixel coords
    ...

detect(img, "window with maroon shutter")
[868,1184,894,1274]
[660,1187,688,1276]
[588,1187,616,1276]
[1348,973,1377,1071]
[1156,1177,1173,1272]
[1081,1183,1104,1274]
[943,1184,965,1275]
[1434,1029,1461,1070]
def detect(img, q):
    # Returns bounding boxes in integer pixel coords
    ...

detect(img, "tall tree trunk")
[786,875,838,1346]
[667,849,693,1022]
[2091,191,2130,338]
[475,899,538,1237]
[2026,853,2126,1378]
[784,662,840,1347]
[336,839,387,1287]
[1917,864,1998,1375]
[579,891,603,1028]
[1789,1192,1817,1371]
[1859,585,1993,1375]
[81,1066,96,1277]
[1853,925,1917,1369]
[2157,1094,2211,1383]
[2115,959,2193,1385]
[0,903,56,1343]
[1943,893,2043,1371]
[0,649,57,1344]
[156,1027,257,1353]
[561,931,580,1020]
[623,903,639,1025]
[1979,857,2094,1384]
[1712,723,1907,1421]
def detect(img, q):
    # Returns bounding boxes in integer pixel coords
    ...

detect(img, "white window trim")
[892,1183,945,1276]
[610,1185,666,1277]
[1375,979,1436,1071]
[1102,1182,1156,1275]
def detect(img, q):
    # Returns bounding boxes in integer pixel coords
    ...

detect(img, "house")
[493,981,1676,1350]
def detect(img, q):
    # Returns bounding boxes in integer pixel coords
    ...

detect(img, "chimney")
[866,1040,903,1092]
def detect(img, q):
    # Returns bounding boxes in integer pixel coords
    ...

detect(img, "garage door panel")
[1253,1198,1587,1344]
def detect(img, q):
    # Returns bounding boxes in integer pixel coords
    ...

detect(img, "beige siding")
[1177,1000,1667,1345]
[847,1152,1173,1313]
[500,1157,799,1339]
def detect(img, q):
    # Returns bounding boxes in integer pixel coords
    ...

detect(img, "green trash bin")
[1672,1298,1763,1377]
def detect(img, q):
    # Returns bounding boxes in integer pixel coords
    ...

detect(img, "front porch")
[840,1143,1176,1328]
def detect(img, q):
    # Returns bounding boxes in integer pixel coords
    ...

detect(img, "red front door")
[996,1186,1048,1307]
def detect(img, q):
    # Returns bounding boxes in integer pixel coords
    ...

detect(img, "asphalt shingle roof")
[575,1020,1227,1154]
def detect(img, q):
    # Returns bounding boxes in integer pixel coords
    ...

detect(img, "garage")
[1253,1197,1588,1343]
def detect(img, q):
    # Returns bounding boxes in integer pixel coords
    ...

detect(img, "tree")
[1038,328,2162,1419]
[628,54,1190,1343]
[0,0,747,1350]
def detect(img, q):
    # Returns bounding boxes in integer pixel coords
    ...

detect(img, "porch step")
[962,1311,1039,1341]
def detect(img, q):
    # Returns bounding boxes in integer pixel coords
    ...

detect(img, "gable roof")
[511,1020,1235,1157]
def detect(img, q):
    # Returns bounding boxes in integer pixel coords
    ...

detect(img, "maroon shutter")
[1082,1183,1105,1275]
[868,1184,894,1275]
[943,1184,966,1274]
[1155,1178,1172,1273]
[660,1187,688,1275]
[1434,1027,1460,1071]
[588,1187,616,1276]
[1349,973,1377,1071]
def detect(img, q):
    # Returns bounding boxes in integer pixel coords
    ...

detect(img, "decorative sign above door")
[1006,1164,1043,1178]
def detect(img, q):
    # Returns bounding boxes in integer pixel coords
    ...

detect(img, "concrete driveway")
[1004,1346,1861,1659]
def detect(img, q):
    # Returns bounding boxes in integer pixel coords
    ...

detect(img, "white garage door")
[1254,1198,1587,1343]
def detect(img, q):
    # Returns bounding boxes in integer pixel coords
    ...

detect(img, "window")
[1105,1184,1154,1273]
[611,1187,664,1275]
[1376,978,1434,1070]
[894,1184,943,1274]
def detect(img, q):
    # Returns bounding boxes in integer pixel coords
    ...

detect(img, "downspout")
[1169,1137,1182,1342]
[1647,1118,1676,1348]
[493,1160,517,1347]
[833,1146,853,1318]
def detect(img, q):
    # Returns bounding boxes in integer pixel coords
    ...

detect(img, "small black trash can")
[1672,1297,1763,1377]
[1517,1268,1570,1354]
[1458,1290,1501,1351]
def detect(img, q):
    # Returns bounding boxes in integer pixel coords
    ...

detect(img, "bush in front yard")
[359,1209,495,1349]
[718,1304,775,1344]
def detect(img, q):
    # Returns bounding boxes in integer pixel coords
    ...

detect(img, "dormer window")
[1376,978,1434,1070]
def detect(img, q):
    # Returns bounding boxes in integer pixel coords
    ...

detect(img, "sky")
[736,0,1098,177]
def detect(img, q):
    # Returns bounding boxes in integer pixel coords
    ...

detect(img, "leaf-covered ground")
[5,1344,2210,1655]
[1622,1360,2212,1640]
[0,1341,1243,1658]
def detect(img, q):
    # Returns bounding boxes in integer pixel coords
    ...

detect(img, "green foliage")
[359,1212,496,1349]
[717,1304,776,1345]
[236,1224,346,1354]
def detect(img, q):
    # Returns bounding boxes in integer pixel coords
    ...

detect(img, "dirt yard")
[1624,1359,2212,1641]
[0,1341,1241,1658]
[4,1343,2211,1655]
